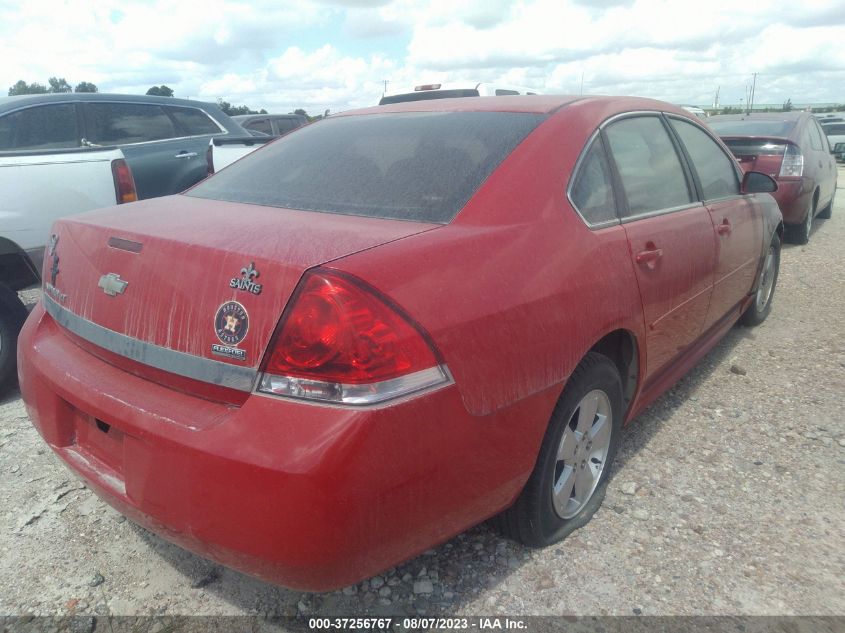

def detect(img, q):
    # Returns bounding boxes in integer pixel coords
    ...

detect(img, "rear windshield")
[379,90,480,105]
[188,111,544,223]
[708,119,794,137]
[722,140,786,156]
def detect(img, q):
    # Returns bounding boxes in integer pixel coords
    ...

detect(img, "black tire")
[741,235,781,327]
[786,195,815,245]
[0,283,29,395]
[817,190,834,220]
[495,352,623,547]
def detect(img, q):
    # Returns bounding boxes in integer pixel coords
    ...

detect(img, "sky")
[1,0,843,115]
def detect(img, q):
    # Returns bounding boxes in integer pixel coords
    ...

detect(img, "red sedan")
[708,112,837,244]
[18,96,783,591]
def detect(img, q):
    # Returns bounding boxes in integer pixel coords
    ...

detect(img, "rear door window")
[806,120,823,151]
[188,111,544,223]
[809,119,829,151]
[274,118,301,134]
[569,137,617,225]
[604,116,693,217]
[245,118,273,135]
[167,106,221,135]
[84,103,178,144]
[0,104,80,150]
[669,117,740,200]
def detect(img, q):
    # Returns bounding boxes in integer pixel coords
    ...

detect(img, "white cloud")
[0,0,843,114]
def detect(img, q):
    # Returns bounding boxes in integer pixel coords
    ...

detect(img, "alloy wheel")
[756,245,776,313]
[552,389,613,519]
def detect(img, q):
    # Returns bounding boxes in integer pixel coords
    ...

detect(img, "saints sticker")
[214,301,249,346]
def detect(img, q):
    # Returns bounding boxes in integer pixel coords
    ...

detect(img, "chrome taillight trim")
[257,365,453,406]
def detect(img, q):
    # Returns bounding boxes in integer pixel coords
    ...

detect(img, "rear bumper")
[18,303,555,591]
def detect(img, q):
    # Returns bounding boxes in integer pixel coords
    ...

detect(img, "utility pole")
[749,72,758,114]
[714,86,720,109]
[382,79,389,97]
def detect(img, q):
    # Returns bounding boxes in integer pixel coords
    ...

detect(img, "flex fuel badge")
[212,301,249,361]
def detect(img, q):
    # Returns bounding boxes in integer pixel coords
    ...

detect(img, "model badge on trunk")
[215,301,249,346]
[212,344,247,361]
[44,234,67,302]
[98,273,128,296]
[230,262,262,295]
[49,234,60,286]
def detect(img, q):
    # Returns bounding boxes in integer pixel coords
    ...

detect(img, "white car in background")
[821,121,845,160]
[379,83,541,105]
[680,105,707,119]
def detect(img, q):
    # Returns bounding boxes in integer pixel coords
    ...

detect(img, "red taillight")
[779,143,803,178]
[206,143,214,176]
[258,270,449,404]
[111,159,137,204]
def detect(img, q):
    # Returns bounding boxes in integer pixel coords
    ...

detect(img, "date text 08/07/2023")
[308,617,528,630]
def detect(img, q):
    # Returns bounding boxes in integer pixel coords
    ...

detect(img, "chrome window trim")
[43,294,256,392]
[565,128,621,230]
[619,201,704,224]
[597,109,665,131]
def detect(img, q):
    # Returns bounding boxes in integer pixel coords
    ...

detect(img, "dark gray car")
[0,93,247,199]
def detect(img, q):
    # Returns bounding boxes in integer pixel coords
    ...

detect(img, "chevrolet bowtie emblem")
[98,273,128,296]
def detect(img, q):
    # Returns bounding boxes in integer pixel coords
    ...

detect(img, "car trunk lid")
[45,195,437,400]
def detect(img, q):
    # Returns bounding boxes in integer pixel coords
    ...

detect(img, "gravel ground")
[1,174,844,619]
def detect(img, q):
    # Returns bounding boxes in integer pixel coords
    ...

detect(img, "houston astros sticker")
[214,301,249,346]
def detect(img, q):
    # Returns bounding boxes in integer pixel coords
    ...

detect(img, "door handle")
[174,151,198,159]
[635,247,663,265]
[717,219,732,235]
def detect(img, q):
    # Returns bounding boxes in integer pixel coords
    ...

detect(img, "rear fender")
[749,198,784,296]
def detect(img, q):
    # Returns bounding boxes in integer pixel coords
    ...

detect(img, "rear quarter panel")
[331,106,647,419]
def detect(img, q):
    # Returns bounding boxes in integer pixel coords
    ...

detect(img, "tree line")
[8,77,327,119]
[8,77,97,95]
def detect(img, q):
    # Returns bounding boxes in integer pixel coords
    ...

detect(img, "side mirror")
[742,171,777,194]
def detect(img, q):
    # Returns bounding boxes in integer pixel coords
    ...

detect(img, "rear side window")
[245,118,272,135]
[0,104,79,150]
[806,120,823,151]
[809,120,829,151]
[167,106,221,135]
[84,103,178,144]
[188,111,544,223]
[669,118,739,200]
[604,116,693,216]
[569,137,617,225]
[274,118,302,134]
